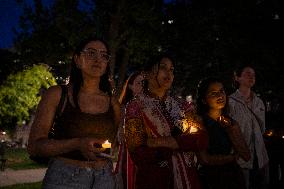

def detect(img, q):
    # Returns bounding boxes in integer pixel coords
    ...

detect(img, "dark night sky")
[0,0,24,49]
[0,0,55,49]
[0,0,56,49]
[0,0,174,49]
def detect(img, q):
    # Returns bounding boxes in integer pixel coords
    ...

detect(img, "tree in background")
[162,0,283,99]
[13,0,166,89]
[0,49,22,84]
[0,64,56,132]
[10,0,284,98]
[94,0,165,89]
[14,0,96,82]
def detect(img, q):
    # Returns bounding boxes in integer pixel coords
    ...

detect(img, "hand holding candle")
[98,140,114,159]
[218,116,233,128]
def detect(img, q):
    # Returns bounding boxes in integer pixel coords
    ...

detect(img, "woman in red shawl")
[124,54,208,189]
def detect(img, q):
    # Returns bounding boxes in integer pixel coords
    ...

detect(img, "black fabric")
[202,115,232,155]
[199,162,246,189]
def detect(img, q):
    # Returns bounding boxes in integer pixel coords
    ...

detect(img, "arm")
[146,111,208,152]
[225,121,251,162]
[218,116,251,162]
[27,85,104,160]
[28,86,79,157]
[124,101,172,166]
[111,96,121,128]
[124,118,172,166]
[197,150,236,165]
[176,111,208,151]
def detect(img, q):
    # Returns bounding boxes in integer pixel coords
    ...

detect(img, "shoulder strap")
[48,85,67,138]
[229,96,263,129]
[55,85,67,119]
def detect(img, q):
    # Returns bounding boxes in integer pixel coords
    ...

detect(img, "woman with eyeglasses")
[124,54,208,189]
[28,37,120,189]
[195,77,250,189]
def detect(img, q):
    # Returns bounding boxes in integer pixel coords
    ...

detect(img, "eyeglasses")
[81,48,111,62]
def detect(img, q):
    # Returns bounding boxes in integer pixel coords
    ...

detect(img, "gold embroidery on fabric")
[125,118,146,152]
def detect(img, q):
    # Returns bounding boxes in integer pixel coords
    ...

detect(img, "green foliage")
[0,64,56,128]
[0,182,42,189]
[5,147,47,170]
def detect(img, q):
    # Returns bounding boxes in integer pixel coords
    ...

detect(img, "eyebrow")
[85,48,107,53]
[160,62,174,67]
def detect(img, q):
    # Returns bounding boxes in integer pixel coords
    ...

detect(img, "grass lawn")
[5,148,46,170]
[0,182,42,189]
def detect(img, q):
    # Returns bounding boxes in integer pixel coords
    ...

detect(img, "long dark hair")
[196,77,229,116]
[119,71,142,105]
[69,37,112,108]
[143,53,175,92]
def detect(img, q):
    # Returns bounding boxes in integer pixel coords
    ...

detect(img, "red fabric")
[176,131,208,152]
[124,94,207,189]
[127,151,135,189]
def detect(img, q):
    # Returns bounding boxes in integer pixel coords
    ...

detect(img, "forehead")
[84,41,107,51]
[134,75,144,82]
[207,82,223,91]
[160,57,173,67]
[242,67,255,74]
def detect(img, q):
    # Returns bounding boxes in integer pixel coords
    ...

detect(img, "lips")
[91,65,101,69]
[217,99,225,104]
[163,77,172,83]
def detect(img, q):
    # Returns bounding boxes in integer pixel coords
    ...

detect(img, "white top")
[229,90,269,169]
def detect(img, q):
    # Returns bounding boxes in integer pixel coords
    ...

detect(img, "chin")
[216,104,225,109]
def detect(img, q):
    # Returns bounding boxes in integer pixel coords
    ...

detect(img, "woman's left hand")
[217,116,233,128]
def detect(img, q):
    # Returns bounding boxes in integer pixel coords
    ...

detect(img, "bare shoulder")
[29,85,66,141]
[40,85,64,107]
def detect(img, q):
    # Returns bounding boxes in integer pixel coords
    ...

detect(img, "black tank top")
[54,95,117,160]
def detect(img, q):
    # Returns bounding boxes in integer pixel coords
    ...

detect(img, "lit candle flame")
[182,120,189,131]
[189,126,198,133]
[102,140,111,148]
[266,131,273,137]
[182,119,198,133]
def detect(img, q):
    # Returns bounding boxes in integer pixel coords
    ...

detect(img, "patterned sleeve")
[124,99,146,152]
[124,99,172,166]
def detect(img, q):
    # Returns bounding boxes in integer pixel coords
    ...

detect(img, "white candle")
[102,140,111,148]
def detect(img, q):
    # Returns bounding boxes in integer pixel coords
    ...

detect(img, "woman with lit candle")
[195,77,250,189]
[124,54,208,189]
[28,37,120,189]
